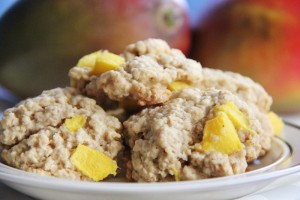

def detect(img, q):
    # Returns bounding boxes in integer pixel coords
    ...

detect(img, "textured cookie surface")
[0,88,123,181]
[200,68,272,111]
[124,88,272,182]
[69,39,202,106]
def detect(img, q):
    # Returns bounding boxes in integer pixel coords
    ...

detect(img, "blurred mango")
[0,0,190,97]
[191,0,300,113]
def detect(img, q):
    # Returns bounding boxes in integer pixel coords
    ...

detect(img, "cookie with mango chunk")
[124,88,273,182]
[69,38,202,107]
[0,87,123,181]
[68,50,125,110]
[98,39,202,106]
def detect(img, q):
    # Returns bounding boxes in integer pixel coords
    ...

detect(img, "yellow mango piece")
[171,167,180,181]
[94,52,125,75]
[214,102,256,134]
[64,115,87,132]
[201,112,243,155]
[167,81,191,91]
[77,51,125,75]
[77,52,100,69]
[70,145,118,181]
[268,111,284,135]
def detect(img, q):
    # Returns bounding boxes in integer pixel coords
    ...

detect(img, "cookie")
[0,88,123,181]
[69,38,202,106]
[124,88,272,182]
[200,68,272,111]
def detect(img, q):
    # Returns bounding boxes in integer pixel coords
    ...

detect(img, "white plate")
[0,124,299,200]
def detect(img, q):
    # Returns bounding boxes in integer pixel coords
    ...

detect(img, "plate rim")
[0,164,300,193]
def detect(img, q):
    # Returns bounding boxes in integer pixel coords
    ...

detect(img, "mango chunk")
[77,52,100,69]
[64,115,87,132]
[70,145,118,181]
[94,52,125,74]
[77,51,125,75]
[214,102,256,134]
[268,111,284,135]
[167,81,191,91]
[201,112,243,155]
[171,167,180,181]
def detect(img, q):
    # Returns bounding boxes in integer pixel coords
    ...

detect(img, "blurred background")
[0,0,300,115]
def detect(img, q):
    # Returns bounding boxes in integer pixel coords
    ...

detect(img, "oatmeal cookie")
[69,39,202,106]
[200,68,272,111]
[99,54,201,105]
[0,87,123,181]
[124,88,272,182]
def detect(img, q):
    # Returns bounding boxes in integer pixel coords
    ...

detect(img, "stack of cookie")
[0,39,283,182]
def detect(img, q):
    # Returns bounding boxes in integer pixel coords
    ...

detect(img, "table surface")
[1,114,300,200]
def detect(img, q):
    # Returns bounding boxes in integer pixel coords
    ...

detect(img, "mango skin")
[191,0,300,112]
[201,112,243,155]
[0,0,190,98]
